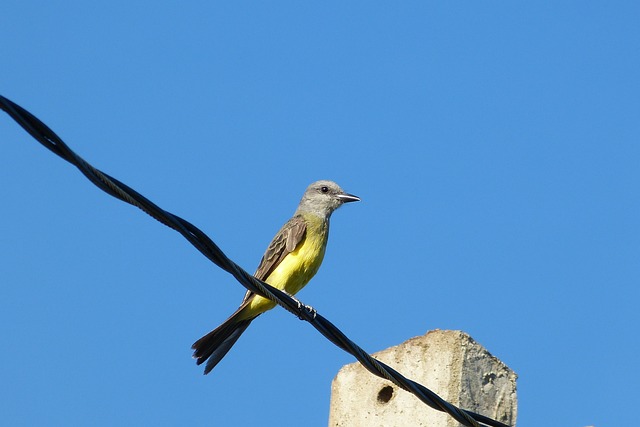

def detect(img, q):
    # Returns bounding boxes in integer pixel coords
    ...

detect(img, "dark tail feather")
[192,309,256,374]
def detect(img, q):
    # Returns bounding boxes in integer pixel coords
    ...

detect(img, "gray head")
[295,180,360,218]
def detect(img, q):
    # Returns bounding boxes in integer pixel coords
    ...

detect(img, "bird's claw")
[303,304,317,320]
[292,296,317,320]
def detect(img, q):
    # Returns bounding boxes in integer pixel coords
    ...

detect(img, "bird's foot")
[290,295,317,320]
[301,303,317,320]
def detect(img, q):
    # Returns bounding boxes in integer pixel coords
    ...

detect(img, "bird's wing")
[241,215,307,303]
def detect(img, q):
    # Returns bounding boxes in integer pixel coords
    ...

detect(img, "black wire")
[1,95,511,427]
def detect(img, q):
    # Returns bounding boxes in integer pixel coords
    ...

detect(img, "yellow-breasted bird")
[192,180,360,374]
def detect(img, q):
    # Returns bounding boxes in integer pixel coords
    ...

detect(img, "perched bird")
[192,180,360,374]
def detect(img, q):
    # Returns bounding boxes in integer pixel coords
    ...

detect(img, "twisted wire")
[1,95,510,427]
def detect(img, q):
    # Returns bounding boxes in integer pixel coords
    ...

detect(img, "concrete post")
[328,330,517,427]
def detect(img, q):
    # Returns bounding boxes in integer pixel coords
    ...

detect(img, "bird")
[191,180,360,374]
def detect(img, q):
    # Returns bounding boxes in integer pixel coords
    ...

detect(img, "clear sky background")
[1,2,638,426]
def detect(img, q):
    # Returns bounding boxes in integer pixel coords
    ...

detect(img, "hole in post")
[377,385,394,404]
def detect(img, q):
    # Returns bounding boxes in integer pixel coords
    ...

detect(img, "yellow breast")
[247,214,328,316]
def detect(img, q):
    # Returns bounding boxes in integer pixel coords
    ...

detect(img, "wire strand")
[1,95,511,427]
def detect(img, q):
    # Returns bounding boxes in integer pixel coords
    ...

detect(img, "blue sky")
[1,2,638,426]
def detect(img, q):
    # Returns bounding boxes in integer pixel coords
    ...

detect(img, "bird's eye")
[320,186,329,193]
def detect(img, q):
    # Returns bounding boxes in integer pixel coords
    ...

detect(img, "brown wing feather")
[241,215,307,303]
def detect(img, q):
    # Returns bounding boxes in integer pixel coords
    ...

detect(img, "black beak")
[337,193,360,203]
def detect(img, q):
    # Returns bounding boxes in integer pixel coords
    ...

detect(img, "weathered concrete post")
[328,330,517,427]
